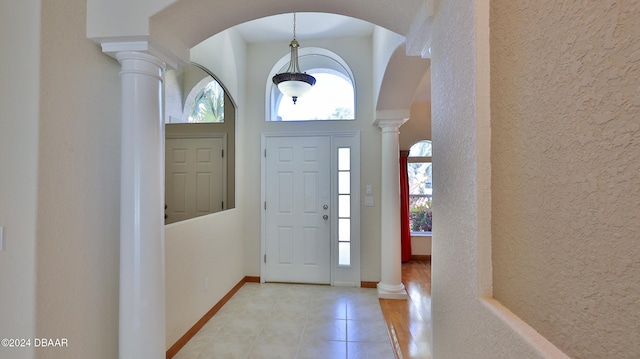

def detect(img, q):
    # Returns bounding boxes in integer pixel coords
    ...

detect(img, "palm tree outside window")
[189,80,224,123]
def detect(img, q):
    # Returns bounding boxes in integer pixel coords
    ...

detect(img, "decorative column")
[377,118,409,299]
[116,51,166,358]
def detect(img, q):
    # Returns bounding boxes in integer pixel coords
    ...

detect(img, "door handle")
[323,204,328,210]
[323,215,328,220]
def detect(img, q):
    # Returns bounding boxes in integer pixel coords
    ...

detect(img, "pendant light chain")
[293,13,297,40]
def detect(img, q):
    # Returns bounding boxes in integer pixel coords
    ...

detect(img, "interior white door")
[265,136,331,284]
[165,136,225,224]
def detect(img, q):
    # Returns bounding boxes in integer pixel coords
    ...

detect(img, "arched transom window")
[268,48,356,122]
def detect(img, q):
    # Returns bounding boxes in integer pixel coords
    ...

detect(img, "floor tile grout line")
[293,306,310,359]
[176,283,396,359]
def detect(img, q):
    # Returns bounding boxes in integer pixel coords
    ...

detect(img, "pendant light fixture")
[272,13,316,104]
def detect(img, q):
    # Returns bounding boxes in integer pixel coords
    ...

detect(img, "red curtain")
[400,150,411,262]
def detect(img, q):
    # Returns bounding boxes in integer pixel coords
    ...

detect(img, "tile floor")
[173,283,396,359]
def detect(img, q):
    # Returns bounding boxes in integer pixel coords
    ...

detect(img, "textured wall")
[431,0,510,356]
[431,0,570,357]
[491,1,640,358]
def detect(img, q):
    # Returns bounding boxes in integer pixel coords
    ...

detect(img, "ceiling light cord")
[293,13,297,40]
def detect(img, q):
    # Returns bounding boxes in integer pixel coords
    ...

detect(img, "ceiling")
[233,12,376,43]
[232,12,431,104]
[227,11,430,105]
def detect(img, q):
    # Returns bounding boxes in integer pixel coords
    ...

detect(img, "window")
[408,140,432,233]
[276,71,354,121]
[338,147,352,266]
[186,78,225,123]
[165,70,226,124]
[268,49,355,122]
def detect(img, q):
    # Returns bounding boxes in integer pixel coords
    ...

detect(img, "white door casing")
[165,135,227,224]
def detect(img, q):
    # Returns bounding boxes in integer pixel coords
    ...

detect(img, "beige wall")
[165,210,245,347]
[400,102,431,150]
[491,1,640,358]
[410,235,431,256]
[0,1,40,358]
[34,0,121,358]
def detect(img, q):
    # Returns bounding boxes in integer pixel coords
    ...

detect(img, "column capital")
[116,51,166,82]
[101,39,185,70]
[375,109,410,130]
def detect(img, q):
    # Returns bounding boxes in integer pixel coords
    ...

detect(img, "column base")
[377,282,408,299]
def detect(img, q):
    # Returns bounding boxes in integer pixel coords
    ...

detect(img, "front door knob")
[323,215,328,220]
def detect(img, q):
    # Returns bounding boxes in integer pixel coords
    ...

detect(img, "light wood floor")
[379,257,432,359]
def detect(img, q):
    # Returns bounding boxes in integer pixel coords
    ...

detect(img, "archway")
[87,1,434,357]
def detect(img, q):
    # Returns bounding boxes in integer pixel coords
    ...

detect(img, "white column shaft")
[378,123,408,299]
[116,51,166,358]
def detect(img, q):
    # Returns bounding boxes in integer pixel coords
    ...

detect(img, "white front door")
[165,136,226,224]
[264,136,331,284]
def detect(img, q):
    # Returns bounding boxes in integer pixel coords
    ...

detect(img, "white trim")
[481,299,571,358]
[166,133,226,139]
[411,232,432,237]
[407,156,432,162]
[102,40,182,70]
[260,131,361,286]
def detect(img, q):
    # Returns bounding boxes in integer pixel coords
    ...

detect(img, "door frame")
[165,132,228,219]
[261,131,361,286]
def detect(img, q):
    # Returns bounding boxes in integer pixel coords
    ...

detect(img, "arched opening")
[89,3,440,359]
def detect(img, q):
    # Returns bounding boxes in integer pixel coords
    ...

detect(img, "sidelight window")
[337,147,352,266]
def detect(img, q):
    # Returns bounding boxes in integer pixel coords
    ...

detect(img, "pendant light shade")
[272,13,316,104]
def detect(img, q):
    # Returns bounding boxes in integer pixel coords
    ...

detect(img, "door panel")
[165,137,225,224]
[265,136,331,284]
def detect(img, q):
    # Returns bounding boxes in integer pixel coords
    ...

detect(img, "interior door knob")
[323,215,328,220]
[323,204,328,210]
